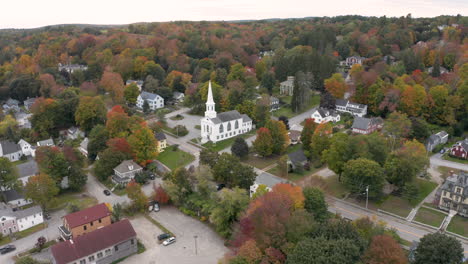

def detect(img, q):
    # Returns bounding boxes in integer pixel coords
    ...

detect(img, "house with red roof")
[52,219,137,264]
[59,203,112,240]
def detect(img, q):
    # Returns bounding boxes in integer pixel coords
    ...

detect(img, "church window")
[235,121,239,129]
[219,124,224,133]
[227,122,231,131]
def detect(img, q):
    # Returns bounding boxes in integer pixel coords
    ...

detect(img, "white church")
[201,82,253,143]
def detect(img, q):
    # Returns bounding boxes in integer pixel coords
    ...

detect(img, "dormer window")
[128,165,134,171]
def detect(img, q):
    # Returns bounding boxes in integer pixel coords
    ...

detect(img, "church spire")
[205,81,217,118]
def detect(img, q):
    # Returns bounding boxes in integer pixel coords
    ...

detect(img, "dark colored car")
[0,245,16,255]
[44,213,52,220]
[216,184,226,191]
[103,190,111,196]
[158,233,170,241]
[149,173,156,180]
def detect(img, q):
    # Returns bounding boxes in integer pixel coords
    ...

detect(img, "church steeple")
[205,81,217,118]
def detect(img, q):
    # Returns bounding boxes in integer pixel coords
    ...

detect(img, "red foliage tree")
[107,138,133,155]
[363,235,408,264]
[153,184,170,204]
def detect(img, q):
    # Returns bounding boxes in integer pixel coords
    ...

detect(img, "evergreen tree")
[431,55,441,77]
[231,137,249,159]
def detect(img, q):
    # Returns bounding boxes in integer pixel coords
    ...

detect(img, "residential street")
[430,153,468,172]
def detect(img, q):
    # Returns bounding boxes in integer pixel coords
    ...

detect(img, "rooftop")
[114,160,143,174]
[140,91,160,101]
[63,203,111,229]
[51,219,136,264]
[17,160,39,178]
[155,132,166,141]
[288,149,308,164]
[0,140,21,155]
[211,110,243,124]
[255,172,288,189]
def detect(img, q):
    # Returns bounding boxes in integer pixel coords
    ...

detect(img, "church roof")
[211,110,243,124]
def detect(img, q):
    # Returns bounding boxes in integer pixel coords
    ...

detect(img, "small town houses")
[450,138,468,160]
[136,91,164,111]
[0,204,44,235]
[112,160,143,186]
[311,108,340,124]
[437,171,468,217]
[351,117,383,135]
[425,131,449,152]
[335,99,367,117]
[59,203,112,240]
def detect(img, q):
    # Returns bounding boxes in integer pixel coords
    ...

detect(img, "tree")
[93,148,131,181]
[320,91,336,109]
[126,181,148,213]
[199,148,219,167]
[363,235,408,264]
[342,158,385,199]
[261,71,276,94]
[322,133,350,179]
[253,96,271,127]
[99,71,124,102]
[237,239,263,263]
[15,256,41,264]
[24,173,59,210]
[266,120,289,154]
[87,125,109,161]
[0,115,18,137]
[301,118,318,154]
[252,184,269,200]
[384,111,411,150]
[106,105,131,138]
[163,168,193,205]
[231,137,249,159]
[68,165,87,191]
[310,123,332,161]
[35,146,68,186]
[272,183,305,209]
[153,184,170,204]
[35,236,47,252]
[278,116,290,130]
[210,187,249,238]
[112,203,123,222]
[212,153,256,189]
[325,73,347,99]
[124,83,140,104]
[0,157,19,190]
[227,63,246,82]
[253,127,273,157]
[286,237,361,264]
[75,96,107,133]
[431,55,441,77]
[303,187,328,222]
[128,125,158,166]
[414,233,464,264]
[291,71,311,112]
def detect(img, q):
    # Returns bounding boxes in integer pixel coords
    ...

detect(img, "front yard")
[50,192,98,212]
[157,147,195,170]
[447,215,468,237]
[272,94,320,118]
[202,129,256,152]
[413,207,446,228]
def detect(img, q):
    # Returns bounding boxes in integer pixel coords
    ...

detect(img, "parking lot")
[126,208,228,264]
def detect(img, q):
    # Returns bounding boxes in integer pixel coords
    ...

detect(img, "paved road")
[0,210,65,264]
[328,197,468,256]
[430,153,468,172]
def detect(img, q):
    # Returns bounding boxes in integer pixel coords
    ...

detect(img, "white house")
[112,160,143,186]
[311,108,341,124]
[173,92,185,103]
[0,140,23,162]
[37,138,54,147]
[340,56,366,67]
[67,127,85,140]
[18,139,35,157]
[15,111,32,129]
[201,82,253,143]
[280,76,295,95]
[136,91,164,111]
[15,205,44,231]
[79,137,89,157]
[335,99,367,117]
[58,63,88,73]
[250,173,288,197]
[2,189,32,208]
[2,98,20,113]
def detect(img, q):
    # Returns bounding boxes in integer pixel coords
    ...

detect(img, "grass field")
[14,223,48,240]
[447,215,468,237]
[378,196,413,218]
[273,94,320,118]
[414,207,446,227]
[244,154,281,170]
[443,154,468,164]
[302,175,348,198]
[157,147,195,170]
[202,130,256,152]
[50,192,98,211]
[412,179,438,206]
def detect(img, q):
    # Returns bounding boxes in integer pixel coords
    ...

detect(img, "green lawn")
[14,223,48,240]
[414,207,446,228]
[273,94,320,118]
[50,192,98,211]
[304,175,348,198]
[244,154,281,170]
[378,196,413,218]
[202,130,256,152]
[447,215,468,237]
[0,236,11,246]
[412,179,438,206]
[443,154,468,164]
[157,147,195,171]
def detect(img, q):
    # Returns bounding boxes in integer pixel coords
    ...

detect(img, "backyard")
[157,147,195,170]
[413,207,446,228]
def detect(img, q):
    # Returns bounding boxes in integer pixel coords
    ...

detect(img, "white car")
[163,237,176,246]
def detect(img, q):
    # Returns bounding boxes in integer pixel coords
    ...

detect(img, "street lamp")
[365,185,369,209]
[193,235,198,255]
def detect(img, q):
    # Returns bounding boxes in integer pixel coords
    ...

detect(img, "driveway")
[0,210,65,264]
[125,209,228,264]
[430,153,468,172]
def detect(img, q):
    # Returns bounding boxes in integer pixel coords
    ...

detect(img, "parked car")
[44,212,52,220]
[216,183,226,191]
[103,190,111,196]
[153,202,160,212]
[440,148,446,154]
[0,245,16,255]
[163,237,176,246]
[158,233,170,241]
[149,173,156,180]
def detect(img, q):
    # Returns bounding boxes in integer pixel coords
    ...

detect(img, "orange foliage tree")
[363,235,408,264]
[324,73,347,99]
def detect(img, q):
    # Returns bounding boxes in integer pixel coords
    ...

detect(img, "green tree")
[210,187,249,238]
[124,83,140,104]
[112,203,123,222]
[322,133,350,179]
[253,96,271,127]
[291,71,311,113]
[231,137,249,159]
[342,158,385,199]
[253,127,273,157]
[414,233,463,264]
[212,153,256,189]
[252,184,269,199]
[142,100,150,114]
[384,111,411,150]
[199,148,219,167]
[15,256,41,264]
[75,96,107,133]
[310,123,332,161]
[303,187,328,222]
[261,71,275,94]
[24,173,59,210]
[0,157,19,190]
[128,125,158,166]
[227,63,246,82]
[68,165,87,191]
[431,55,441,77]
[87,125,109,161]
[265,120,289,154]
[301,118,318,155]
[93,148,132,181]
[126,181,148,213]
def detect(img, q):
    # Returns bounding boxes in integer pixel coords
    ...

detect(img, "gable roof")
[139,91,160,101]
[0,140,21,155]
[51,219,136,264]
[288,150,308,164]
[255,172,288,189]
[37,138,54,147]
[2,189,25,202]
[17,160,39,178]
[314,108,339,118]
[352,117,383,130]
[63,203,111,228]
[155,132,166,141]
[289,130,301,141]
[114,160,143,174]
[242,114,252,123]
[211,110,243,124]
[14,205,42,219]
[80,138,89,151]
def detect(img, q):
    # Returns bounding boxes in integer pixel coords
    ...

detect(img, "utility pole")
[365,185,369,209]
[194,235,198,255]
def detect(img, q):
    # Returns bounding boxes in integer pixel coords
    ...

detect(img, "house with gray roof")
[17,160,39,185]
[67,127,85,140]
[0,140,22,162]
[173,91,185,102]
[351,117,383,135]
[250,172,288,197]
[15,111,32,129]
[112,160,143,185]
[437,171,468,217]
[2,98,20,112]
[37,138,54,147]
[58,63,88,73]
[270,96,280,111]
[311,107,340,124]
[425,131,449,152]
[79,137,89,157]
[287,149,309,172]
[126,80,143,91]
[136,91,164,111]
[0,204,43,234]
[1,189,32,208]
[335,99,367,117]
[23,97,37,111]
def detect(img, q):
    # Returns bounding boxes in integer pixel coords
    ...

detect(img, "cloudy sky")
[1,0,466,29]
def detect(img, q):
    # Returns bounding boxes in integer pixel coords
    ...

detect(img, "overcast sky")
[1,0,466,29]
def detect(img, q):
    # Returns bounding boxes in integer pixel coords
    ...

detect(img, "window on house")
[227,122,231,131]
[90,221,94,226]
[235,121,239,129]
[105,249,111,256]
[83,225,87,231]
[131,239,135,245]
[219,124,224,133]
[80,259,86,264]
[89,256,95,262]
[98,219,102,223]
[114,245,119,251]
[97,252,103,259]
